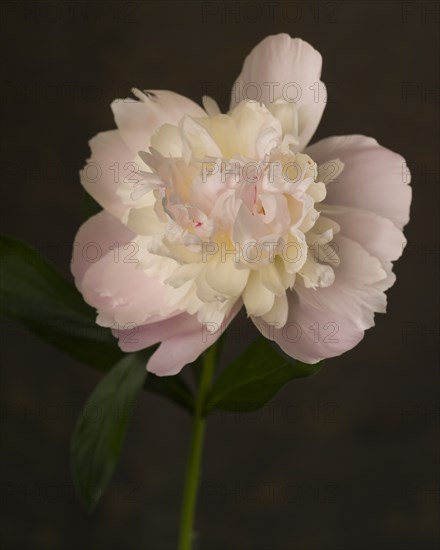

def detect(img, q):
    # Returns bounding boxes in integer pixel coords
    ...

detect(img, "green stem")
[178,343,217,550]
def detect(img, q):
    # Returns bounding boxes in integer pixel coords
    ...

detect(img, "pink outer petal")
[326,206,407,291]
[305,135,412,230]
[80,130,136,221]
[253,236,388,364]
[111,90,206,154]
[72,214,180,328]
[230,34,326,150]
[116,302,242,376]
[80,251,180,329]
[71,210,134,288]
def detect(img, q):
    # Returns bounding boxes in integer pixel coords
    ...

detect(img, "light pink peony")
[72,34,411,376]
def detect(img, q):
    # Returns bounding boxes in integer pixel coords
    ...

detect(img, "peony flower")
[72,34,411,376]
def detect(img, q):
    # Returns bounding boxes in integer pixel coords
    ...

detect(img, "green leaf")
[0,234,122,368]
[0,234,194,412]
[71,351,148,512]
[204,338,323,414]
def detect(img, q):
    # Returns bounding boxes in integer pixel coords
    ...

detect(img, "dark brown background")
[0,1,439,549]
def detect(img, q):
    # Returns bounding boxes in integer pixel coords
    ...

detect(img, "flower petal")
[71,210,134,287]
[111,89,206,154]
[204,255,250,297]
[79,246,180,328]
[116,302,242,376]
[320,205,406,291]
[306,135,412,230]
[230,34,326,150]
[80,130,135,221]
[254,236,388,363]
[243,271,275,317]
